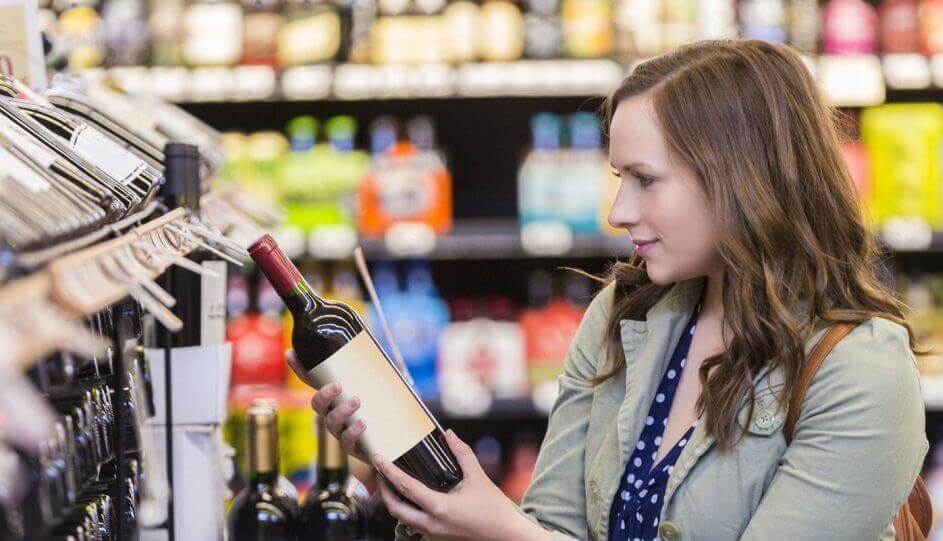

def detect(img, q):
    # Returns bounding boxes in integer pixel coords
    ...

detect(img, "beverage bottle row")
[221,115,452,238]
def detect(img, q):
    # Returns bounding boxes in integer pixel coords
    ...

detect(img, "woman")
[289,39,929,540]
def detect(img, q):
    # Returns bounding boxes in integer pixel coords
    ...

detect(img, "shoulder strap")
[783,321,863,445]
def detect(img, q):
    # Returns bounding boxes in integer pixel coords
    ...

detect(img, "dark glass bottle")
[249,234,462,494]
[227,405,299,541]
[299,415,363,540]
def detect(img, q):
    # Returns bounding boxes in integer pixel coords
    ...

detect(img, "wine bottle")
[10,98,164,205]
[299,415,364,540]
[227,405,299,541]
[249,234,463,493]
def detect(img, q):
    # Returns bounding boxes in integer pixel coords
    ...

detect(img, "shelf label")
[881,216,932,251]
[521,220,574,256]
[0,0,46,92]
[883,53,931,89]
[384,222,437,257]
[818,55,885,107]
[308,224,358,260]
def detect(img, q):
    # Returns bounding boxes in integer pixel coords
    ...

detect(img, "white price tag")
[272,225,307,260]
[818,54,885,107]
[308,224,358,260]
[147,67,189,102]
[0,0,46,92]
[384,222,437,257]
[521,220,574,256]
[883,53,931,89]
[881,216,932,251]
[281,65,332,100]
[188,67,233,102]
[233,65,276,101]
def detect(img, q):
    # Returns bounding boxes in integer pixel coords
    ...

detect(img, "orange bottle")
[357,117,452,237]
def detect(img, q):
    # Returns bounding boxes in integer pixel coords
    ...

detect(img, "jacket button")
[755,410,775,428]
[658,520,681,541]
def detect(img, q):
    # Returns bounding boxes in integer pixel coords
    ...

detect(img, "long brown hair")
[596,39,922,452]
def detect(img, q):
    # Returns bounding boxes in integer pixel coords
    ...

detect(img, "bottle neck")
[317,415,349,491]
[282,279,322,316]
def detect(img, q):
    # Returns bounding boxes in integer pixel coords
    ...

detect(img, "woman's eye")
[635,173,656,187]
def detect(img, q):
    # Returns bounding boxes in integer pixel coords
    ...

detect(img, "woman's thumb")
[445,429,481,476]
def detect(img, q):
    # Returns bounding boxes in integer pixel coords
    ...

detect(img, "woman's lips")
[634,240,658,257]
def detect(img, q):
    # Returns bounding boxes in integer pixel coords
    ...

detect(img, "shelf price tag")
[308,225,358,260]
[818,54,885,107]
[883,53,931,89]
[521,221,574,256]
[384,222,437,257]
[881,216,932,251]
[0,0,46,92]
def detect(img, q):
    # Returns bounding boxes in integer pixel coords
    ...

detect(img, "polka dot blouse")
[608,300,702,541]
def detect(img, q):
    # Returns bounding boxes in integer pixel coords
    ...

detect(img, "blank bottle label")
[307,331,435,460]
[69,124,148,186]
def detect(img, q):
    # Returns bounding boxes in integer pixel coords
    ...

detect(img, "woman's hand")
[286,348,370,464]
[373,429,550,541]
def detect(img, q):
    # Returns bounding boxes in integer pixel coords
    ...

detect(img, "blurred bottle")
[919,0,943,55]
[299,415,364,540]
[697,0,738,41]
[739,0,787,43]
[327,261,368,318]
[861,104,943,230]
[280,116,332,230]
[789,0,820,53]
[443,1,481,62]
[519,113,563,226]
[521,271,583,411]
[228,278,286,386]
[102,0,150,66]
[880,0,919,53]
[278,0,352,66]
[246,131,289,204]
[227,405,300,541]
[243,0,284,66]
[822,0,878,54]
[349,0,378,63]
[478,0,525,61]
[183,0,244,66]
[358,117,452,236]
[59,0,105,68]
[149,0,186,65]
[399,262,449,398]
[661,0,697,50]
[524,0,564,58]
[361,492,397,540]
[561,0,613,57]
[614,0,663,59]
[558,112,605,234]
[474,436,505,483]
[501,438,539,503]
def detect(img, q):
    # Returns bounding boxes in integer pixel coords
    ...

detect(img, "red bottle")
[880,0,919,53]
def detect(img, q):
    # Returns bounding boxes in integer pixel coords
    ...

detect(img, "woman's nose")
[608,185,640,229]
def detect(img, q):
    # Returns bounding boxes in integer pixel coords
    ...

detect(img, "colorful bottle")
[243,0,284,66]
[558,113,605,233]
[919,0,943,55]
[880,0,919,53]
[519,113,563,226]
[822,0,878,54]
[561,0,614,57]
[739,0,788,43]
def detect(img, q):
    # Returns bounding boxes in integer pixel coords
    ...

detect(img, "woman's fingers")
[310,382,341,416]
[376,474,437,537]
[285,349,317,388]
[325,396,360,436]
[373,454,442,514]
[339,419,367,457]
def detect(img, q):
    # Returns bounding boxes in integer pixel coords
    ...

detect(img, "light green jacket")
[398,277,928,541]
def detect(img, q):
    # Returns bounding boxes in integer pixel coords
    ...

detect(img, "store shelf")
[295,219,633,260]
[426,396,548,421]
[87,54,943,106]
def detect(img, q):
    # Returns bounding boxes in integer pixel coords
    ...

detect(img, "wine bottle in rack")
[227,405,299,541]
[10,98,165,204]
[249,234,463,493]
[299,415,364,540]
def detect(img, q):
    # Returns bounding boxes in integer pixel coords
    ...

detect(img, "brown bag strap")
[783,321,863,445]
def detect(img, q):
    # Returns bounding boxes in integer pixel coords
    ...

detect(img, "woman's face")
[607,94,723,286]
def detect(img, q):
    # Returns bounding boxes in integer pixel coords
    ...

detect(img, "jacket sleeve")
[740,317,929,540]
[394,282,615,541]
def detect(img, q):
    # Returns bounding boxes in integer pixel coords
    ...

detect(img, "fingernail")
[351,397,360,407]
[356,420,366,429]
[446,429,456,440]
[373,454,384,467]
